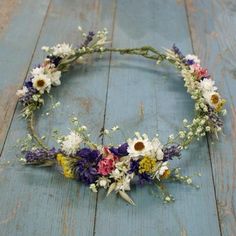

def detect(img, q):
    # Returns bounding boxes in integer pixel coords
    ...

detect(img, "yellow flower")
[139,156,156,174]
[161,169,171,179]
[56,153,74,178]
[209,93,226,112]
[215,99,226,112]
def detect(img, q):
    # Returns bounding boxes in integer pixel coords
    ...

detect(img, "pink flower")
[97,147,118,176]
[191,63,209,80]
[196,68,208,80]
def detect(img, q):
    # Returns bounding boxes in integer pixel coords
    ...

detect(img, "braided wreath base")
[16,27,226,205]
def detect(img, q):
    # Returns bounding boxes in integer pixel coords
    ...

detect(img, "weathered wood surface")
[0,0,235,235]
[186,1,236,235]
[0,0,51,154]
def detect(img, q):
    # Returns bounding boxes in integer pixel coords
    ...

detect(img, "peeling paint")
[0,0,20,35]
[139,102,144,120]
[79,97,92,113]
[181,227,188,236]
[0,201,21,224]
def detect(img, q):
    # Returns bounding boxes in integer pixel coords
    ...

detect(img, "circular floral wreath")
[16,27,226,205]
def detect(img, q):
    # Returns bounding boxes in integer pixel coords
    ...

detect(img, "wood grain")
[1,0,235,235]
[0,0,116,235]
[0,0,51,154]
[185,0,236,235]
[94,0,221,236]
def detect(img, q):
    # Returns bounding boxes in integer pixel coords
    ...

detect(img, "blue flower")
[185,59,194,65]
[24,80,33,89]
[46,55,62,67]
[74,148,101,184]
[128,159,139,174]
[109,143,128,157]
[138,173,153,185]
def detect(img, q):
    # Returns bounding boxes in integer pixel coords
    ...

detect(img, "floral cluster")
[16,27,109,117]
[164,45,226,148]
[23,129,183,204]
[16,27,226,204]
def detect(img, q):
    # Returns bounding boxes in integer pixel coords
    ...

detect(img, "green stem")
[28,113,49,150]
[57,46,167,71]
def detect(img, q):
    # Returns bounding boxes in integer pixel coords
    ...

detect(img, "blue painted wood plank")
[186,0,236,235]
[0,0,51,154]
[94,1,221,236]
[0,0,116,235]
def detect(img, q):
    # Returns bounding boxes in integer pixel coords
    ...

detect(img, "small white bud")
[187,178,192,184]
[104,129,109,135]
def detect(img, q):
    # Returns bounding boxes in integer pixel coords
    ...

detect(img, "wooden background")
[0,0,235,235]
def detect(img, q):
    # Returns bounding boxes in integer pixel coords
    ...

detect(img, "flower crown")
[16,27,226,205]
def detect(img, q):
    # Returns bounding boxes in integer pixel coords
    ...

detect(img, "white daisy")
[50,70,61,86]
[61,131,82,155]
[199,78,217,93]
[127,133,153,158]
[185,54,200,64]
[16,86,28,97]
[203,91,221,108]
[32,74,51,94]
[51,43,75,58]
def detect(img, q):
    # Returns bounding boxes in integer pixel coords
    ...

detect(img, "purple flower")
[46,55,62,67]
[207,106,223,128]
[109,143,129,157]
[172,44,184,59]
[80,31,95,48]
[162,144,181,161]
[25,80,33,89]
[24,148,57,164]
[74,148,101,184]
[76,148,101,163]
[128,159,153,185]
[19,86,37,106]
[18,78,38,106]
[73,159,98,184]
[138,173,153,185]
[185,59,194,65]
[128,159,139,174]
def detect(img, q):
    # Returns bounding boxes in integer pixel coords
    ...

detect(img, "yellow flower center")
[139,156,156,174]
[211,94,219,105]
[134,141,145,151]
[37,79,45,88]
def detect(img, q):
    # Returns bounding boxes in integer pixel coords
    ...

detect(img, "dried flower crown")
[16,27,226,205]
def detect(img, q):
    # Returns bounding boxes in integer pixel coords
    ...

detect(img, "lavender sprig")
[163,144,181,161]
[24,148,57,164]
[80,31,95,48]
